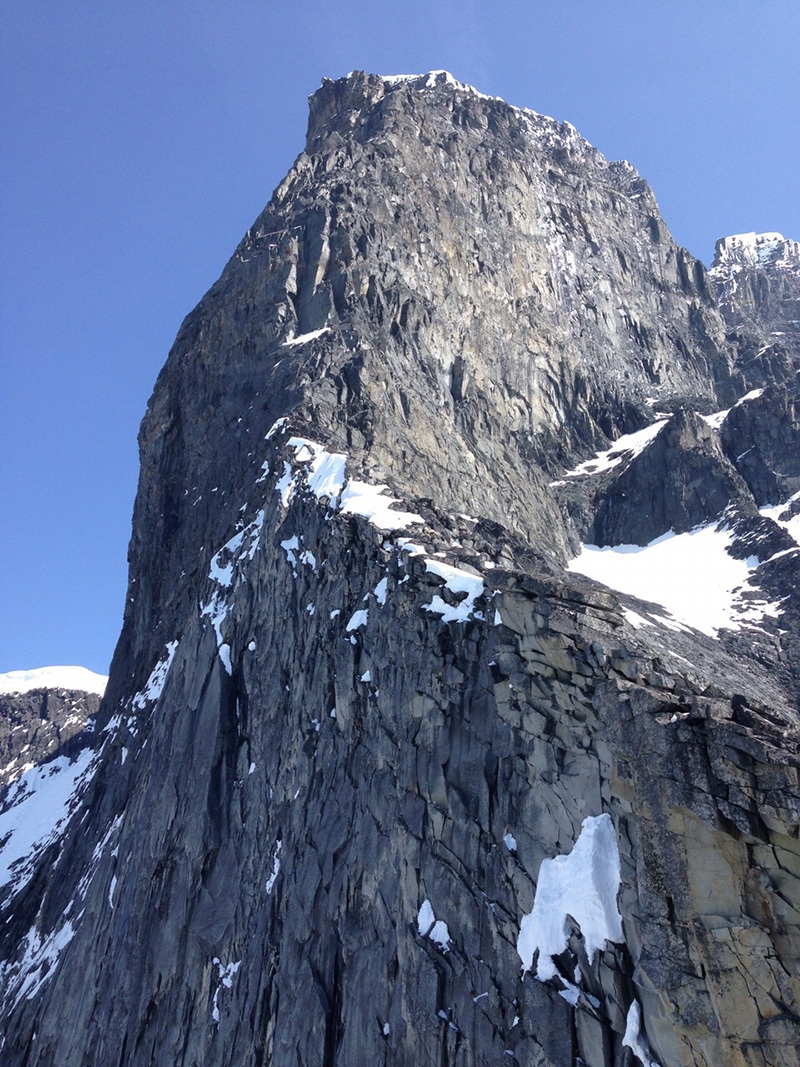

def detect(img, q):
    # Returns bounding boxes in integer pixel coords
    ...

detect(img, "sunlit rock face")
[710,230,800,369]
[1,71,799,1067]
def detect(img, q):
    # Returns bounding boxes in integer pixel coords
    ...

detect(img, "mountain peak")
[711,230,800,276]
[0,665,108,696]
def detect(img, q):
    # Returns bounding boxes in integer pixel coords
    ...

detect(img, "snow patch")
[423,559,485,623]
[623,1000,660,1066]
[281,327,330,347]
[554,420,668,483]
[132,641,178,710]
[569,523,782,636]
[346,609,369,632]
[417,898,451,951]
[517,814,623,982]
[265,840,282,895]
[211,958,242,1024]
[0,918,78,1012]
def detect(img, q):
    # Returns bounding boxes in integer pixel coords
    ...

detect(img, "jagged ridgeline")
[2,71,800,1067]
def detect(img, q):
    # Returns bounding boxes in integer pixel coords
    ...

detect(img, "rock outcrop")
[1,71,799,1067]
[710,231,800,369]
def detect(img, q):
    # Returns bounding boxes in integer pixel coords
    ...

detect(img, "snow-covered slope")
[0,667,107,697]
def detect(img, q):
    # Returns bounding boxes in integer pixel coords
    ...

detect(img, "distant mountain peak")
[0,666,108,696]
[711,230,800,276]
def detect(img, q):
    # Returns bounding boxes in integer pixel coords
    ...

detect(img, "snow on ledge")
[0,666,108,697]
[551,419,668,485]
[517,813,623,982]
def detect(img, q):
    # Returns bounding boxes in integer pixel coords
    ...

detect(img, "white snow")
[0,666,107,696]
[711,232,787,276]
[733,387,765,407]
[568,522,782,636]
[265,840,282,895]
[281,327,330,347]
[504,833,518,852]
[339,480,423,531]
[554,420,668,483]
[623,1000,660,1066]
[373,576,388,605]
[0,747,98,897]
[132,641,178,710]
[699,408,730,430]
[380,69,504,105]
[280,535,300,573]
[346,609,369,632]
[760,493,800,545]
[417,898,451,951]
[200,593,231,674]
[423,559,485,623]
[429,920,451,951]
[517,814,623,982]
[417,899,435,935]
[211,958,242,1024]
[265,416,288,440]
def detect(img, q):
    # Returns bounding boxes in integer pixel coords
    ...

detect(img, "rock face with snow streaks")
[710,231,800,373]
[2,71,800,1067]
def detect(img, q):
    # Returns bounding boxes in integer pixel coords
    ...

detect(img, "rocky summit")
[1,71,800,1067]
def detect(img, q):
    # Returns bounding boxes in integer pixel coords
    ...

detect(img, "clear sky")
[2,1,798,675]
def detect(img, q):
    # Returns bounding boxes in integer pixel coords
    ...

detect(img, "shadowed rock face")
[0,688,101,788]
[2,71,800,1067]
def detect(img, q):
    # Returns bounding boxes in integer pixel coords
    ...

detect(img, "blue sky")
[2,1,799,675]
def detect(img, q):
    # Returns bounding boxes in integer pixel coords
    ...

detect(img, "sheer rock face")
[2,72,800,1067]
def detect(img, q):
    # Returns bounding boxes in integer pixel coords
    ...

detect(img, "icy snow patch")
[733,387,765,407]
[265,840,282,895]
[200,595,233,675]
[568,523,782,636]
[554,420,668,483]
[623,1001,660,1066]
[281,327,330,347]
[211,958,242,1024]
[0,747,98,897]
[700,408,731,430]
[280,535,300,574]
[0,666,107,696]
[517,814,623,981]
[132,641,178,710]
[423,560,485,623]
[417,899,451,951]
[339,480,423,531]
[346,609,369,632]
[373,576,388,605]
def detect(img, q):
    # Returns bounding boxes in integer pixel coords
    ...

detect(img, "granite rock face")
[0,686,102,788]
[710,232,800,365]
[2,71,800,1067]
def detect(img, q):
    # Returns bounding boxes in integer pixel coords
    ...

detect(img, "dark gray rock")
[0,687,101,788]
